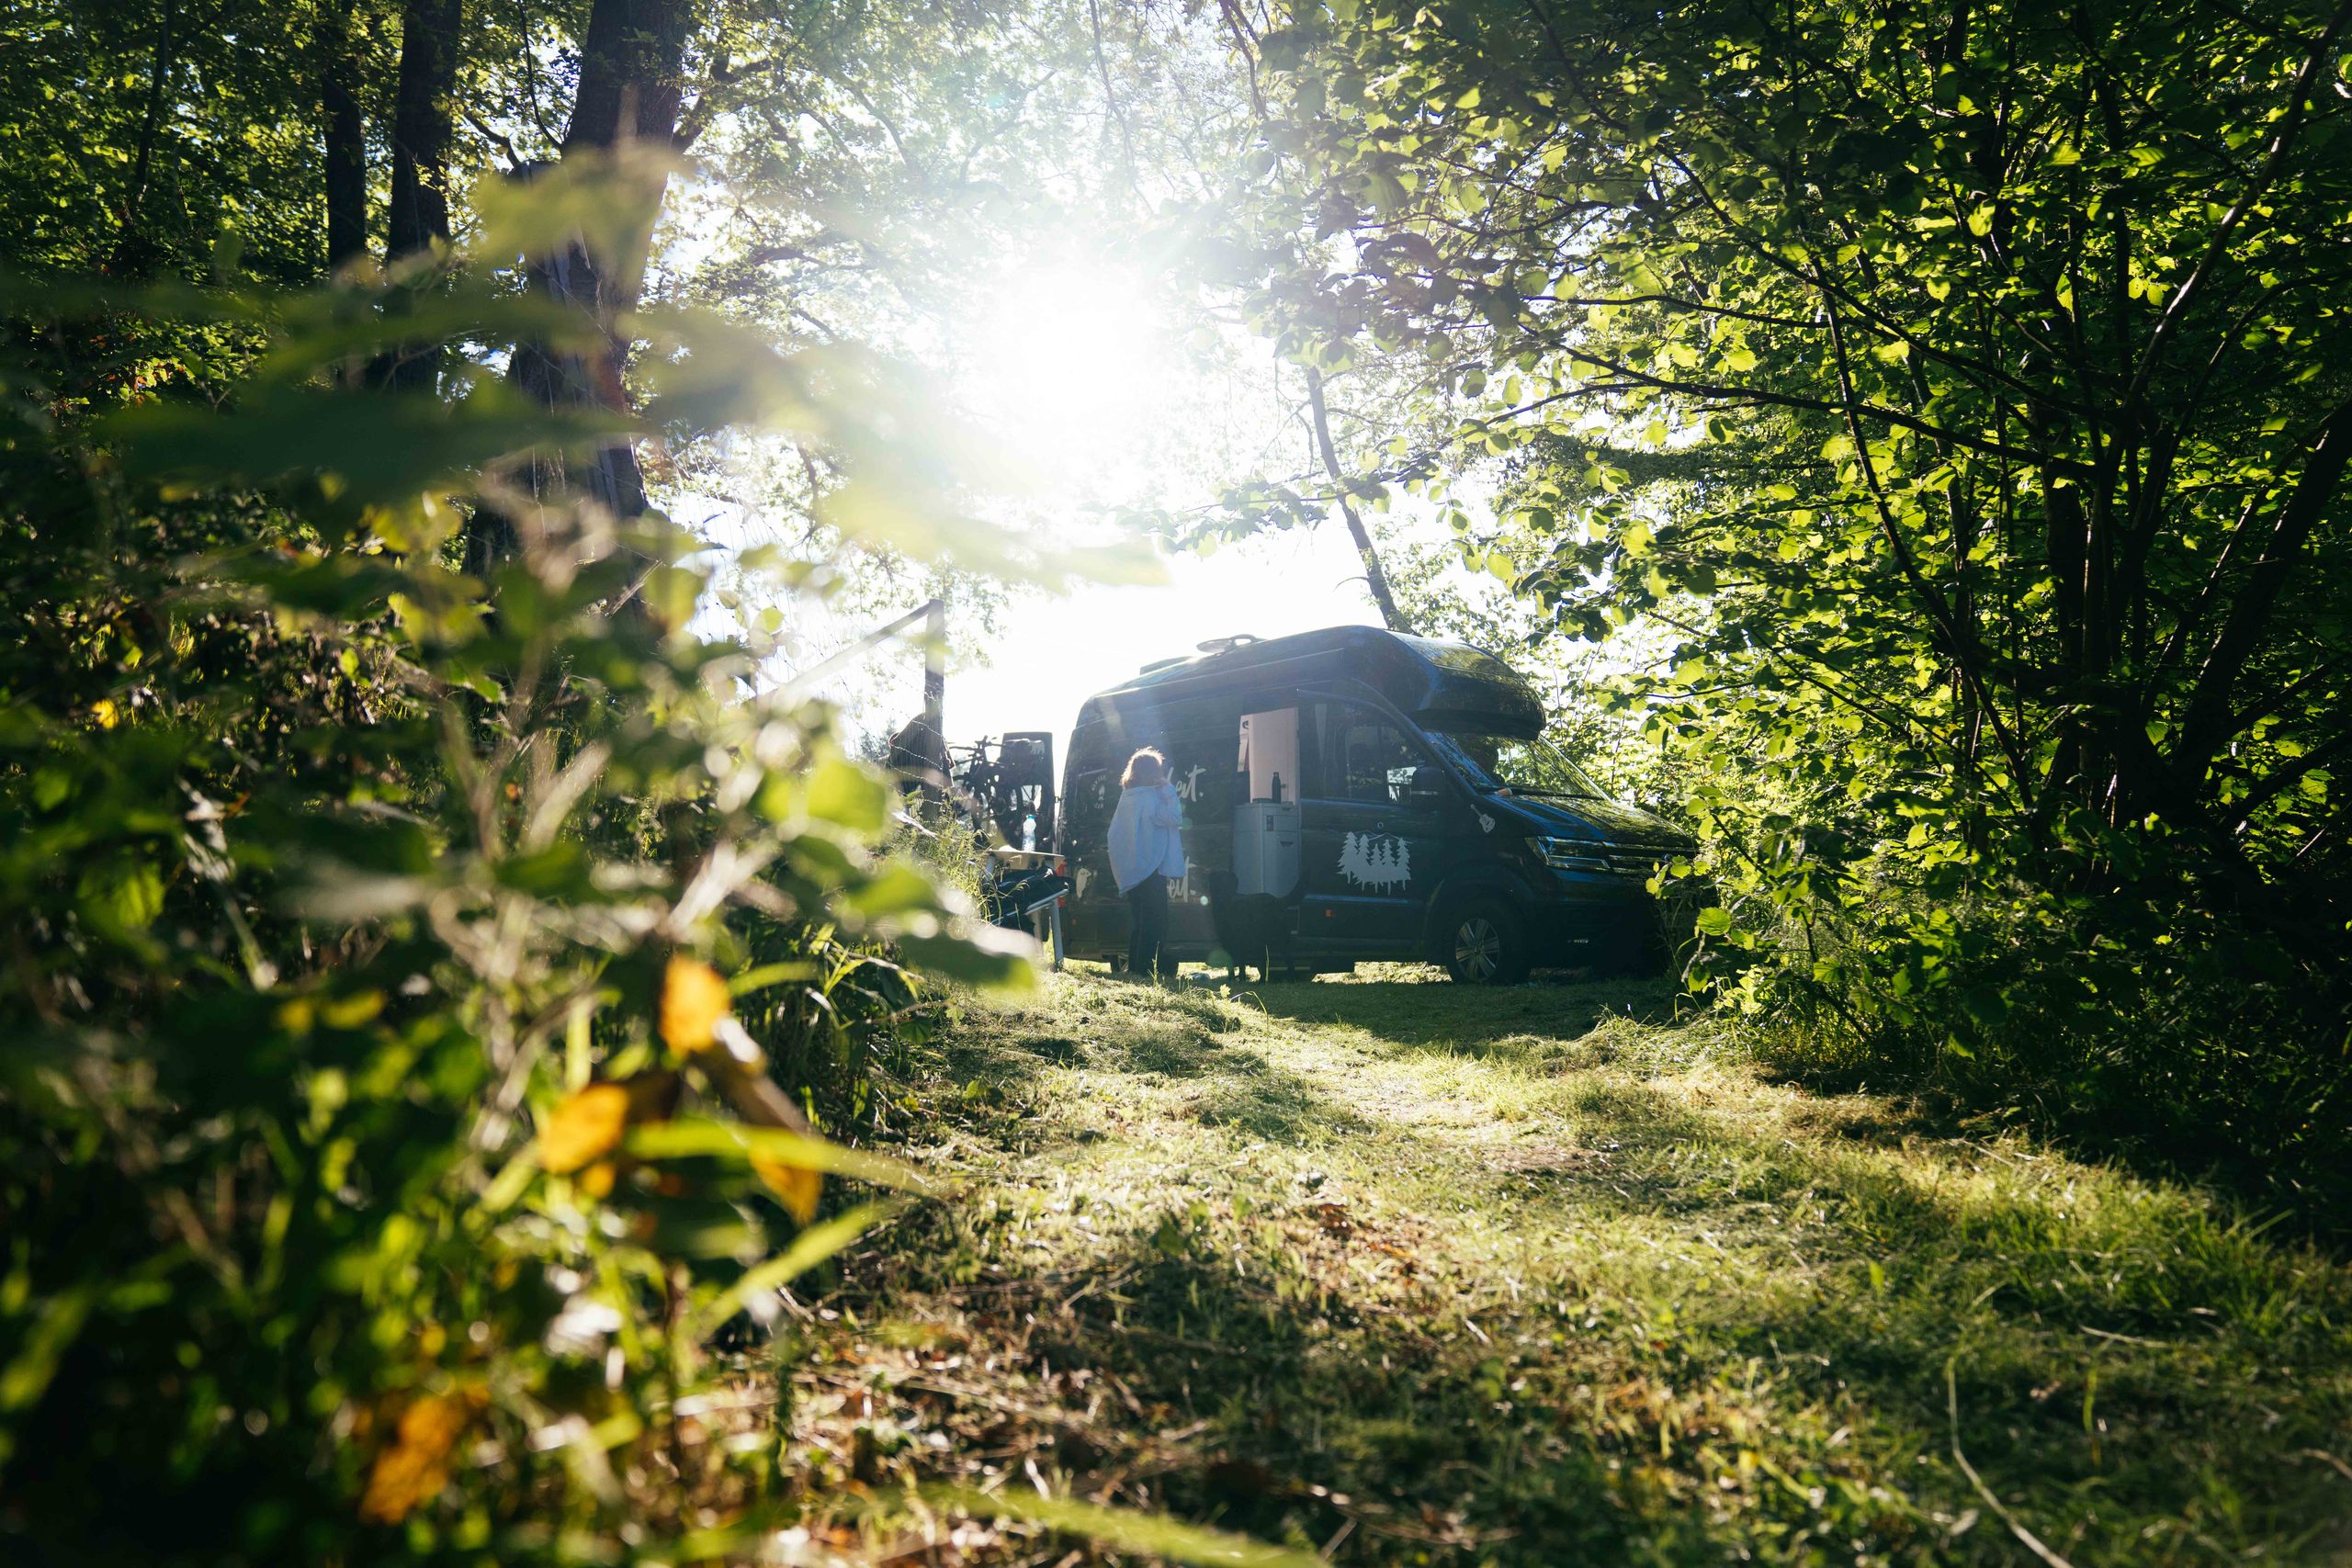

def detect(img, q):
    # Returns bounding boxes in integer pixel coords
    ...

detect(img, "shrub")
[0,178,1027,1562]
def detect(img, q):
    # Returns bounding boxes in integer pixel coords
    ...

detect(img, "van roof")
[1085,625,1546,735]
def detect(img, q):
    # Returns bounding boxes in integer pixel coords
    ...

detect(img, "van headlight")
[1534,837,1610,873]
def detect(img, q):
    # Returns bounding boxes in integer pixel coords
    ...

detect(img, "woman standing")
[1107,747,1185,983]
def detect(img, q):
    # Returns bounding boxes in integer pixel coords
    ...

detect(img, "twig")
[2078,1325,2168,1348]
[2301,1449,2352,1484]
[1086,0,1140,193]
[463,107,521,170]
[1946,1360,2075,1568]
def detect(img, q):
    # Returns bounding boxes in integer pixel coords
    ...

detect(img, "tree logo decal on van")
[1338,832,1411,890]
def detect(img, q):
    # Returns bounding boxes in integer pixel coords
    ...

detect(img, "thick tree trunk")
[319,6,368,273]
[563,0,693,159]
[470,0,691,580]
[388,0,460,261]
[376,0,460,394]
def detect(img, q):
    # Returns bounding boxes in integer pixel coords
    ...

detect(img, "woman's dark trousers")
[1126,874,1175,982]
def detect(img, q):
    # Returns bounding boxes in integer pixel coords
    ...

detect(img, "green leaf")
[896,923,1038,988]
[804,757,889,832]
[76,855,165,938]
[103,382,632,509]
[846,863,940,919]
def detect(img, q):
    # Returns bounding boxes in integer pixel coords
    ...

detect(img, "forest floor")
[775,967,2352,1566]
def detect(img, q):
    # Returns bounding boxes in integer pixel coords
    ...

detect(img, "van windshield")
[1425,729,1610,801]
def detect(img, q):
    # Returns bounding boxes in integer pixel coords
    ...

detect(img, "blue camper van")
[1057,626,1699,982]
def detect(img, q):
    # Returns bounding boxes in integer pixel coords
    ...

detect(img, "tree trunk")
[563,0,693,160]
[388,0,460,261]
[2175,399,2352,771]
[319,6,368,273]
[470,0,691,580]
[107,0,178,276]
[1305,366,1410,634]
[377,0,460,393]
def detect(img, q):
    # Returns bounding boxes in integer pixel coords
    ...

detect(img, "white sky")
[946,525,1385,759]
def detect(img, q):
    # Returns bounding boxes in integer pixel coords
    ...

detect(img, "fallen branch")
[1946,1360,2076,1568]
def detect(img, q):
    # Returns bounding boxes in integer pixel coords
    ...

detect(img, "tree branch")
[1304,366,1408,632]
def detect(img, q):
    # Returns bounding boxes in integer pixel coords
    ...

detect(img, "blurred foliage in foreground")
[0,157,1034,1562]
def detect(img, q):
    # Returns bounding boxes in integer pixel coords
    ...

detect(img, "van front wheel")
[1445,898,1529,984]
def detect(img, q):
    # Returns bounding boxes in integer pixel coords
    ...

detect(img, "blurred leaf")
[805,757,888,833]
[691,1201,902,1337]
[471,145,684,284]
[102,381,633,508]
[357,1388,483,1526]
[659,955,731,1055]
[897,921,1037,988]
[846,863,938,919]
[541,1084,632,1175]
[625,1119,934,1195]
[75,854,164,938]
[749,1152,823,1224]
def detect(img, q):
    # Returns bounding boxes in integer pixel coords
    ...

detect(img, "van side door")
[1296,702,1449,952]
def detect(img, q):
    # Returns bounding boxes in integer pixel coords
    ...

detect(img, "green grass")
[781,966,2352,1564]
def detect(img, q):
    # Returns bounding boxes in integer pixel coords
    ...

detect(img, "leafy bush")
[0,169,1028,1562]
[1222,0,2352,1218]
[1679,823,2352,1227]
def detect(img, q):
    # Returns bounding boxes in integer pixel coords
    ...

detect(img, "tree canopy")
[1209,0,2352,1180]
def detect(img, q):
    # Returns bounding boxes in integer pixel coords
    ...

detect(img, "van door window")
[1325,710,1419,806]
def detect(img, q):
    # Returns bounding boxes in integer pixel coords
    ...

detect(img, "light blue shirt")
[1108,782,1186,893]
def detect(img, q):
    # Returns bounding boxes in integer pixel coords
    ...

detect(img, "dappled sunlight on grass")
[791,970,2352,1564]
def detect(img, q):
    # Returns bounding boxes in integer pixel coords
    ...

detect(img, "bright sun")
[963,260,1177,502]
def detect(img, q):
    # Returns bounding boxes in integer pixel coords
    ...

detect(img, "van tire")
[1444,897,1529,984]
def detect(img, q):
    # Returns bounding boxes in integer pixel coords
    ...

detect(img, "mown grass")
[780,966,2352,1564]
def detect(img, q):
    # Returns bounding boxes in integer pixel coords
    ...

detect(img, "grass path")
[786,970,2352,1565]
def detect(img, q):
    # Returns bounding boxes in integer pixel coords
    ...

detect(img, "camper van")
[1057,626,1699,982]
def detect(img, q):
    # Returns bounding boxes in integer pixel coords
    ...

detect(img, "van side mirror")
[1405,770,1447,807]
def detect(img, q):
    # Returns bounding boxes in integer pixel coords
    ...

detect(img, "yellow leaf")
[357,1389,482,1525]
[541,1084,630,1174]
[752,1152,824,1224]
[659,953,731,1054]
